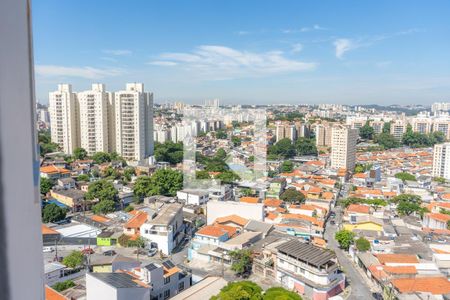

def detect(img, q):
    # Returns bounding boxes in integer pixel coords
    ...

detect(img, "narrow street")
[325,206,374,300]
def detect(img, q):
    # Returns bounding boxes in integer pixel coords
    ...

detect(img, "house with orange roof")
[376,254,419,265]
[188,224,236,262]
[123,210,148,237]
[343,204,371,222]
[264,198,284,209]
[214,214,249,229]
[45,285,69,300]
[40,165,71,181]
[423,212,450,231]
[288,203,327,218]
[391,276,450,296]
[240,196,260,204]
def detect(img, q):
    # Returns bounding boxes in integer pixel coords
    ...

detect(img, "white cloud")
[283,24,327,34]
[237,31,250,36]
[291,43,303,53]
[149,61,178,66]
[35,65,123,79]
[333,38,357,59]
[102,49,132,56]
[148,45,316,79]
[333,28,422,59]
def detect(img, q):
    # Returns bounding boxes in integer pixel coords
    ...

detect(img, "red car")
[81,248,95,255]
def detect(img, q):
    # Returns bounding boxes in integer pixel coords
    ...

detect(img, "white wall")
[206,201,264,224]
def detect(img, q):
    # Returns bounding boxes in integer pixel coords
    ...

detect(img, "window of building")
[164,276,171,284]
[164,290,170,299]
[178,281,185,291]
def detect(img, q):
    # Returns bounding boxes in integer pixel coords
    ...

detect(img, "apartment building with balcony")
[330,124,358,171]
[140,203,184,255]
[114,83,154,162]
[432,143,450,180]
[275,239,345,300]
[77,84,110,155]
[49,84,79,155]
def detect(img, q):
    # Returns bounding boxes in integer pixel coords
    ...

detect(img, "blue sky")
[33,0,450,105]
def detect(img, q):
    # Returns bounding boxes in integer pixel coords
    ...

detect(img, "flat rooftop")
[149,203,182,225]
[88,272,147,289]
[277,239,336,268]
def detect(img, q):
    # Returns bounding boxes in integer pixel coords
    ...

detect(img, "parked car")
[330,220,336,225]
[82,248,95,255]
[103,250,116,256]
[147,248,158,257]
[43,246,55,253]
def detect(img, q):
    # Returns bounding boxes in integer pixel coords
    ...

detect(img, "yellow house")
[343,221,383,233]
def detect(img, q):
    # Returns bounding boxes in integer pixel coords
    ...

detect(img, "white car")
[43,246,55,253]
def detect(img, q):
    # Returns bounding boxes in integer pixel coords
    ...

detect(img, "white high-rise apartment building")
[330,124,358,171]
[114,83,154,162]
[77,84,110,155]
[49,84,79,155]
[432,143,450,180]
[432,102,450,113]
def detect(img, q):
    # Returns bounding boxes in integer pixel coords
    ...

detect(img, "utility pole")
[221,251,224,277]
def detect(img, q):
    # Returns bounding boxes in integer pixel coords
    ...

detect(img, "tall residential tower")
[49,84,79,155]
[330,124,358,171]
[114,83,154,162]
[77,84,110,155]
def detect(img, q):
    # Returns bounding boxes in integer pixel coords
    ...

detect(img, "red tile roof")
[391,277,450,295]
[376,254,419,264]
[347,204,370,214]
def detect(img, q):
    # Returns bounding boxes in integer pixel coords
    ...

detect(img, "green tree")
[52,280,76,292]
[295,138,317,156]
[92,200,116,214]
[354,164,365,173]
[375,132,400,149]
[92,152,111,164]
[359,121,375,139]
[263,287,302,300]
[281,161,294,173]
[63,251,84,268]
[432,131,446,143]
[216,130,228,139]
[395,172,416,181]
[123,167,136,182]
[355,237,371,252]
[211,281,263,300]
[73,147,88,160]
[40,177,54,194]
[118,234,131,246]
[229,249,253,276]
[269,138,296,159]
[38,130,59,156]
[216,171,240,184]
[195,170,211,179]
[124,205,134,212]
[42,203,67,223]
[77,174,90,182]
[102,166,120,179]
[335,229,355,250]
[390,194,421,204]
[133,176,153,198]
[215,148,227,160]
[231,136,242,147]
[134,169,183,198]
[280,188,305,204]
[433,177,446,184]
[382,121,391,133]
[85,179,118,202]
[154,141,184,165]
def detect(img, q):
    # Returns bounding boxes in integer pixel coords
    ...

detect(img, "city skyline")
[33,1,450,105]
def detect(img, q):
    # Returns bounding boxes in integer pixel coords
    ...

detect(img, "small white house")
[177,189,209,206]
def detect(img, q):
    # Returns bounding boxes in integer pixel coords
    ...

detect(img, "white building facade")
[77,83,110,155]
[114,83,154,162]
[330,124,358,171]
[432,143,450,180]
[49,84,79,155]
